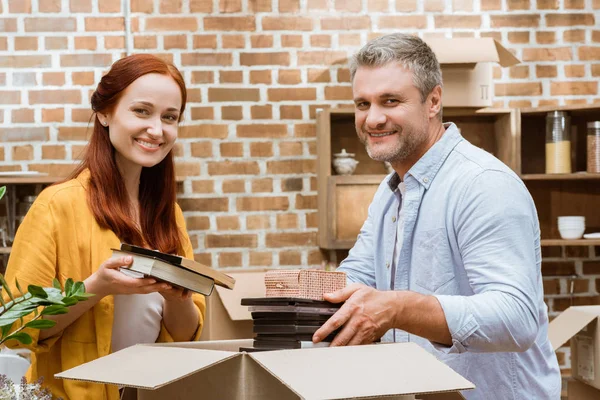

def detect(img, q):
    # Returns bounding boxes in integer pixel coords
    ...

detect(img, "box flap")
[56,344,237,389]
[426,38,520,67]
[215,271,266,321]
[250,342,474,399]
[568,379,600,399]
[549,306,600,350]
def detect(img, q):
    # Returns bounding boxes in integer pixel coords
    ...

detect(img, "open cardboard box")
[200,271,266,341]
[425,38,520,108]
[548,306,600,398]
[56,340,474,399]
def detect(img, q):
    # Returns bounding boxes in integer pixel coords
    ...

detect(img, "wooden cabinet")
[317,105,600,251]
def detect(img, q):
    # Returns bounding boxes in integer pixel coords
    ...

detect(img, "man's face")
[353,63,431,164]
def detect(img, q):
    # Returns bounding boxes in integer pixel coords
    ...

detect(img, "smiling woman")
[3,54,205,400]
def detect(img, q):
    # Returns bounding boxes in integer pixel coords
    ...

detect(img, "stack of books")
[112,243,235,295]
[239,297,342,352]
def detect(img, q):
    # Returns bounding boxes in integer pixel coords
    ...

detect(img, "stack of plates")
[239,297,342,352]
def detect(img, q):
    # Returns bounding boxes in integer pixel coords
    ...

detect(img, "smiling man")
[312,33,561,399]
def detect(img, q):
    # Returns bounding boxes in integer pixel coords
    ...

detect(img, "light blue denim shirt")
[337,123,561,399]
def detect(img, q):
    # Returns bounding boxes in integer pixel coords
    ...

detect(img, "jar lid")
[547,111,568,118]
[333,149,355,158]
[587,121,600,129]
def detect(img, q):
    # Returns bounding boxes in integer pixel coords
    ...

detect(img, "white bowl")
[0,354,30,383]
[559,223,585,229]
[559,226,585,240]
[558,216,585,223]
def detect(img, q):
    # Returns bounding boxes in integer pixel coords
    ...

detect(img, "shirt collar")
[386,122,463,191]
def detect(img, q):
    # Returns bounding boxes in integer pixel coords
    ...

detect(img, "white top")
[391,182,407,289]
[111,293,164,353]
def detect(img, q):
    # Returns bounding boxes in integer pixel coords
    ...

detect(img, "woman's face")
[100,73,182,173]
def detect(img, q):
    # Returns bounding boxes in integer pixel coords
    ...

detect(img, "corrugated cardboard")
[425,38,520,108]
[200,271,265,341]
[56,340,474,399]
[549,306,600,397]
[568,380,600,400]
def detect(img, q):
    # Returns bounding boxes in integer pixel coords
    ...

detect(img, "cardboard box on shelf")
[56,340,474,400]
[425,38,520,108]
[200,271,266,341]
[548,306,600,398]
[568,379,600,400]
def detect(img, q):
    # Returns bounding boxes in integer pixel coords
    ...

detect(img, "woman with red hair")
[4,54,205,399]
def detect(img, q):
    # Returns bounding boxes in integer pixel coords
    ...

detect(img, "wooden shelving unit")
[317,105,600,251]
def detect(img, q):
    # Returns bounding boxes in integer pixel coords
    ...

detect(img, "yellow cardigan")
[4,170,205,400]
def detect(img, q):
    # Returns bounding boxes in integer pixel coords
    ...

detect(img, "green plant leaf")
[72,281,85,295]
[0,186,5,201]
[0,274,14,302]
[4,332,32,345]
[73,293,95,301]
[41,305,69,316]
[52,279,61,290]
[0,292,5,309]
[65,278,74,296]
[1,321,13,337]
[61,297,77,306]
[25,319,56,329]
[14,278,24,297]
[28,285,48,299]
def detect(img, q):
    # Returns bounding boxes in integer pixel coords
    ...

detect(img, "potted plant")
[0,185,93,399]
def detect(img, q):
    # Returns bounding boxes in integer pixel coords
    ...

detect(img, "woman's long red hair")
[69,54,187,255]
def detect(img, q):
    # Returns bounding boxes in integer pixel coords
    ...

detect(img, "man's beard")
[358,124,427,164]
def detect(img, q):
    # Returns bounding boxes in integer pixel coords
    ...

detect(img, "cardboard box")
[548,306,600,397]
[200,271,266,341]
[568,380,600,400]
[56,340,474,399]
[425,38,520,108]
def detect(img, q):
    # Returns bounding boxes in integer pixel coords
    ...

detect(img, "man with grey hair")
[313,33,561,399]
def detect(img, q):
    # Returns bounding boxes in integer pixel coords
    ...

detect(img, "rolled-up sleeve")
[434,170,541,354]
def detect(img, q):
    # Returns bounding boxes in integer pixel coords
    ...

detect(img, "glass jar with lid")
[588,121,600,173]
[545,111,571,174]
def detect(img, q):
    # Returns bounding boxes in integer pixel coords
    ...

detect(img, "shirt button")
[423,177,429,183]
[392,216,397,223]
[386,262,390,268]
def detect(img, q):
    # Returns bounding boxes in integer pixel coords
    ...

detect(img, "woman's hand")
[85,255,170,298]
[159,285,193,302]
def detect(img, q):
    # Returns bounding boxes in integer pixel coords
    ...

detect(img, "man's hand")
[312,283,399,346]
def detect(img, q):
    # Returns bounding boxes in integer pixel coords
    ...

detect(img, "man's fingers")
[313,306,351,343]
[330,323,358,347]
[323,283,363,303]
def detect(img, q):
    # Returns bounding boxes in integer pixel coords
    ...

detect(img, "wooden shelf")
[521,173,600,181]
[0,247,11,255]
[541,239,600,246]
[0,176,186,185]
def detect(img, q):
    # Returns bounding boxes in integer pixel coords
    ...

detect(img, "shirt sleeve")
[336,182,388,288]
[3,200,63,353]
[156,204,206,343]
[434,170,541,354]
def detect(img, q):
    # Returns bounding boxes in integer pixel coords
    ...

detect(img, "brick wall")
[0,0,599,379]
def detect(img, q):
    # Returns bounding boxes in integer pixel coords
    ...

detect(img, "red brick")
[509,65,529,79]
[0,127,49,142]
[181,53,232,66]
[204,16,255,31]
[71,108,93,123]
[424,0,444,10]
[219,0,241,12]
[192,35,217,49]
[240,52,290,66]
[221,34,245,48]
[546,13,594,27]
[310,34,331,48]
[146,17,198,31]
[208,161,260,175]
[58,126,91,140]
[191,71,214,83]
[180,124,227,139]
[263,16,313,30]
[563,29,586,42]
[543,261,576,276]
[220,142,244,157]
[191,107,214,120]
[43,72,65,86]
[280,251,301,265]
[222,179,245,193]
[25,17,75,31]
[251,35,273,48]
[218,252,242,267]
[12,145,34,161]
[134,36,157,49]
[0,90,20,105]
[61,54,112,67]
[30,90,81,104]
[191,180,215,193]
[42,145,66,159]
[104,36,125,49]
[279,0,300,12]
[209,88,259,102]
[481,0,501,9]
[281,105,303,119]
[508,31,530,44]
[160,0,182,12]
[268,88,316,101]
[205,234,257,248]
[39,0,62,12]
[248,0,272,11]
[379,16,426,29]
[307,0,328,9]
[9,0,31,12]
[296,194,317,209]
[280,143,303,157]
[250,70,272,84]
[250,142,273,157]
[219,71,243,83]
[251,178,273,192]
[522,47,571,61]
[495,82,542,96]
[550,81,597,95]
[250,252,273,266]
[222,106,243,120]
[579,47,600,61]
[325,86,353,100]
[277,214,298,229]
[85,17,124,31]
[237,196,289,211]
[537,0,558,8]
[536,65,557,78]
[237,124,287,138]
[507,0,530,9]
[216,216,240,230]
[368,0,388,10]
[190,0,213,12]
[281,35,303,47]
[0,55,51,68]
[543,278,561,295]
[14,36,38,51]
[298,51,347,65]
[435,15,481,28]
[564,65,586,78]
[267,160,316,174]
[251,105,272,119]
[178,197,228,212]
[190,142,213,158]
[186,216,211,230]
[490,14,540,27]
[12,109,34,123]
[266,232,316,247]
[42,108,64,122]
